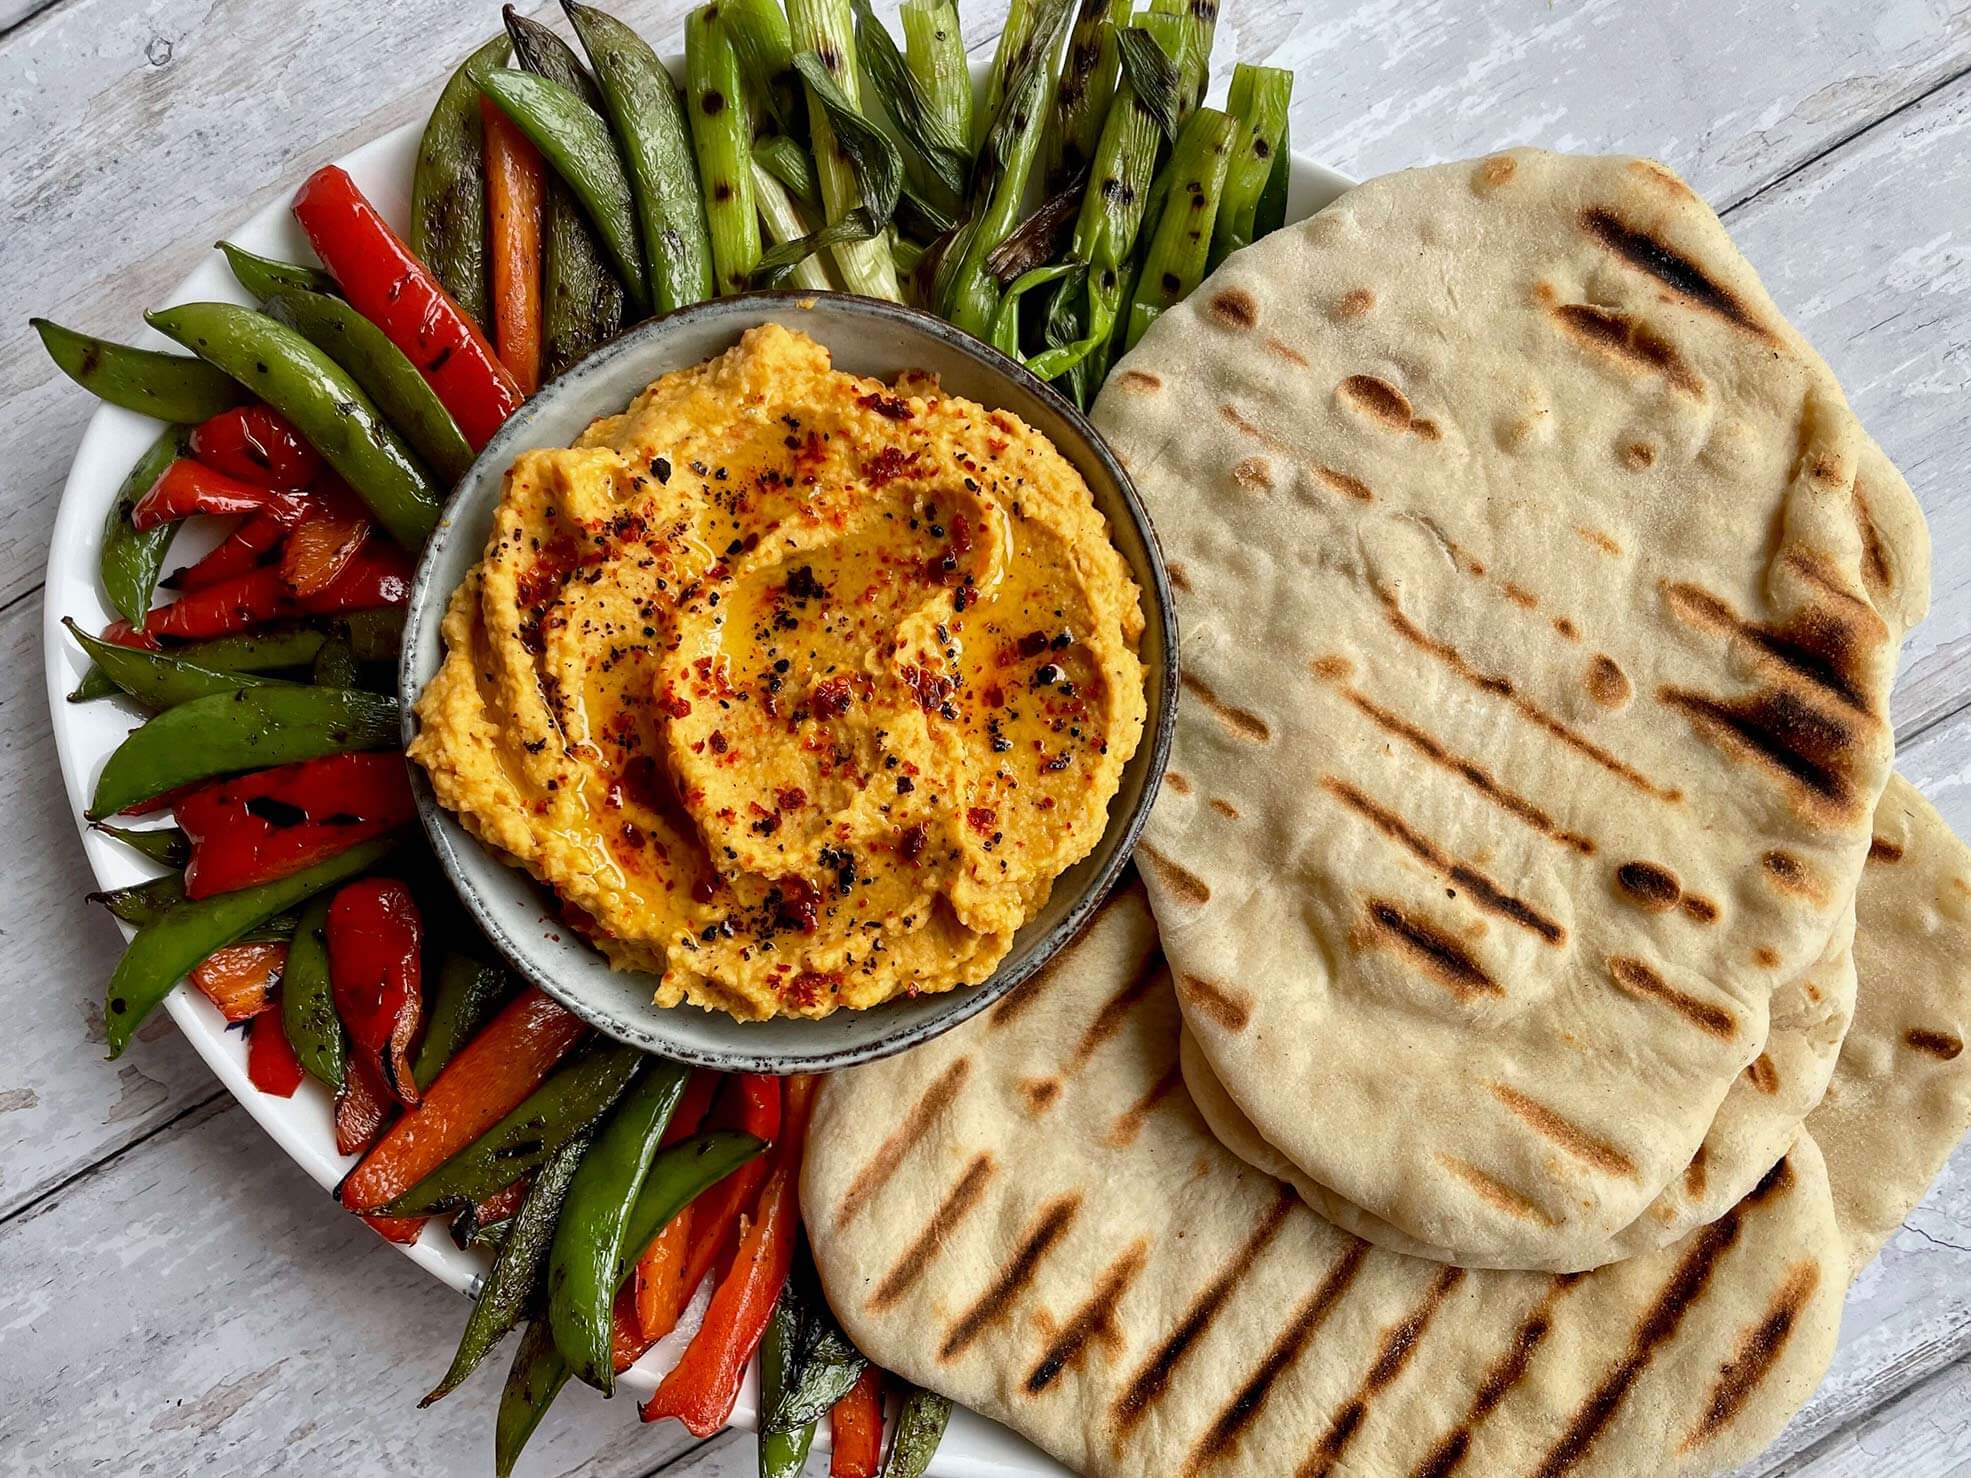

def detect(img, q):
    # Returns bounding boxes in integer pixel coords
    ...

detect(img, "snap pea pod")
[92,823,190,868]
[217,241,338,302]
[281,892,346,1090]
[495,1315,571,1478]
[334,607,407,664]
[412,35,510,329]
[151,627,330,673]
[475,66,652,313]
[310,637,359,689]
[548,1061,690,1392]
[144,303,442,550]
[424,1133,591,1407]
[414,954,519,1090]
[758,1293,817,1478]
[64,618,290,710]
[505,9,626,383]
[879,1383,954,1478]
[104,836,395,1056]
[32,319,245,423]
[382,1040,644,1215]
[69,665,121,703]
[99,424,191,627]
[89,871,185,925]
[565,0,714,314]
[86,685,400,820]
[261,289,474,486]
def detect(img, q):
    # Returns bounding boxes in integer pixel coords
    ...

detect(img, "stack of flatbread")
[801,150,1970,1474]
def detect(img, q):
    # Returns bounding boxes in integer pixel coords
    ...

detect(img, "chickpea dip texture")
[410,324,1148,1021]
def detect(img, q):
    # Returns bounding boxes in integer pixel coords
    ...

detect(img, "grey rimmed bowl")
[400,292,1177,1073]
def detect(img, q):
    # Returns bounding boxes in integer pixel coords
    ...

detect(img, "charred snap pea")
[64,618,291,710]
[474,66,652,312]
[92,823,190,868]
[33,319,245,423]
[333,607,407,664]
[100,424,192,627]
[761,1255,867,1434]
[104,836,395,1057]
[153,627,329,673]
[758,1293,817,1478]
[382,1040,644,1215]
[90,871,186,925]
[261,289,474,486]
[69,665,122,703]
[414,35,510,330]
[415,954,520,1090]
[548,1061,691,1392]
[495,1315,571,1478]
[880,1383,954,1478]
[218,241,339,302]
[86,685,400,820]
[281,892,346,1090]
[310,636,359,689]
[144,303,441,550]
[424,1133,590,1407]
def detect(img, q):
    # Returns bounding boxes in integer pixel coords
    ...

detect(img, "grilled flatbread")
[1089,150,1930,1268]
[805,819,1971,1476]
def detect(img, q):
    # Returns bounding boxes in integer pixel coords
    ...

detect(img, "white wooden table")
[2,1,1968,1473]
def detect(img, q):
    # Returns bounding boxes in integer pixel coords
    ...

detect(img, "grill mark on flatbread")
[1547,301,1704,397]
[1663,582,1875,712]
[1181,671,1272,742]
[1579,207,1775,340]
[1206,288,1259,329]
[1488,1083,1638,1176]
[1113,1186,1297,1434]
[1107,1063,1185,1147]
[1332,685,1596,854]
[1365,901,1504,998]
[1114,369,1162,394]
[1904,1028,1965,1060]
[1334,288,1376,319]
[1577,526,1623,557]
[1851,484,1894,597]
[1163,770,1192,795]
[1532,1156,1795,1476]
[1586,654,1632,709]
[1209,797,1241,820]
[1411,1278,1580,1478]
[1324,779,1566,945]
[1314,465,1375,502]
[1744,1053,1780,1094]
[1684,1145,1710,1199]
[1231,456,1273,492]
[1782,549,1888,632]
[1761,849,1826,903]
[1021,1077,1061,1113]
[1299,1265,1467,1478]
[1379,592,1682,802]
[1439,1156,1557,1225]
[1868,834,1904,864]
[1607,956,1739,1038]
[1683,893,1721,923]
[1680,1259,1823,1451]
[1615,860,1681,911]
[1337,375,1441,440]
[939,1194,1080,1361]
[870,1153,997,1311]
[1071,949,1168,1067]
[1219,402,1293,458]
[1189,1240,1372,1468]
[1138,843,1211,905]
[1167,562,1193,594]
[833,1056,971,1231]
[1024,1242,1150,1394]
[1660,686,1860,817]
[1178,972,1254,1031]
[1266,335,1310,366]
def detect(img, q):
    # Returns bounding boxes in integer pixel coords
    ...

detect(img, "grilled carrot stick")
[482,98,545,396]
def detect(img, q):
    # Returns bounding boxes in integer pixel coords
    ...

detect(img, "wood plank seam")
[0,1087,227,1231]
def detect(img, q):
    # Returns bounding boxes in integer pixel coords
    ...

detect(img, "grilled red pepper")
[134,459,309,531]
[247,1001,307,1097]
[328,877,425,1106]
[676,1074,782,1299]
[175,753,414,899]
[190,940,285,1021]
[300,538,412,614]
[292,165,521,450]
[190,404,322,489]
[280,482,374,598]
[144,567,294,638]
[641,1076,815,1437]
[173,511,288,591]
[101,619,160,652]
[829,1366,884,1478]
[335,1052,393,1157]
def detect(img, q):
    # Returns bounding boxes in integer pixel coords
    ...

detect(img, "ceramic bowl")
[399,291,1177,1072]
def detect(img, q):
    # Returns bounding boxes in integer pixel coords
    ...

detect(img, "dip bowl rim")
[399,290,1178,1073]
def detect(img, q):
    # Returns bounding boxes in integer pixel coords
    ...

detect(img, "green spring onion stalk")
[751,161,836,290]
[721,0,804,139]
[852,0,970,209]
[754,133,822,208]
[901,0,972,154]
[685,5,764,294]
[1253,113,1292,239]
[982,0,1041,146]
[1041,0,1129,189]
[1151,0,1218,117]
[1123,104,1238,350]
[937,0,1076,337]
[1208,63,1293,269]
[787,0,902,299]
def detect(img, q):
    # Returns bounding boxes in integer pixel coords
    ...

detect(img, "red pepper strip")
[292,165,522,450]
[189,940,286,1022]
[364,1210,425,1244]
[247,1000,307,1097]
[337,988,586,1213]
[611,1281,654,1375]
[101,619,160,651]
[190,404,322,489]
[327,878,424,1105]
[176,753,415,900]
[144,566,294,639]
[172,512,287,591]
[280,482,374,599]
[133,459,306,531]
[676,1075,783,1301]
[640,1076,817,1436]
[335,1052,394,1157]
[298,538,411,615]
[121,779,201,818]
[473,1178,530,1229]
[829,1365,884,1478]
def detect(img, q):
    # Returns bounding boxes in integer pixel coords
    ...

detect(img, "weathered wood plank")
[1766,1355,1971,1477]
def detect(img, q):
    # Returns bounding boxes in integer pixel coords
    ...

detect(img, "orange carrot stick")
[481,97,544,396]
[829,1365,884,1478]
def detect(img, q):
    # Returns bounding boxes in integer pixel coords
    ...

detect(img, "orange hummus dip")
[410,324,1147,1020]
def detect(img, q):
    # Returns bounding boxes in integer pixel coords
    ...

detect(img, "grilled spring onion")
[787,0,903,298]
[752,159,836,291]
[1123,105,1238,350]
[900,0,972,155]
[1208,63,1292,269]
[755,132,822,208]
[982,0,1042,147]
[685,4,763,293]
[1253,113,1292,238]
[852,0,970,209]
[1151,0,1217,119]
[720,0,804,138]
[1041,0,1129,190]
